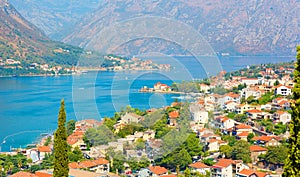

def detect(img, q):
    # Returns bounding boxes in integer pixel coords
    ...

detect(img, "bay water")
[0,56,294,152]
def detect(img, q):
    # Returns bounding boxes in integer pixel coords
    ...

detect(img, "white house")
[211,159,233,177]
[273,111,291,124]
[189,162,210,175]
[274,85,292,96]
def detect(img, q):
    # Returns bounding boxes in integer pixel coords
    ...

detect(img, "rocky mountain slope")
[62,0,299,56]
[0,0,82,66]
[9,0,102,40]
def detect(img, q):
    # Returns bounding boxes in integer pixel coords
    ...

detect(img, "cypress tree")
[283,46,300,177]
[53,99,69,177]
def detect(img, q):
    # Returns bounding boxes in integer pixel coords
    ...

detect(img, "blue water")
[0,56,294,151]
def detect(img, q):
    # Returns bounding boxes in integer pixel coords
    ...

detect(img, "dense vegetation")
[53,100,69,177]
[283,46,300,177]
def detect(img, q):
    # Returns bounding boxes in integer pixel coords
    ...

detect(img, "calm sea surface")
[0,56,294,151]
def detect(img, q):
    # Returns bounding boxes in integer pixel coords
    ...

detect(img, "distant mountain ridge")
[0,0,82,66]
[61,0,299,56]
[9,0,102,40]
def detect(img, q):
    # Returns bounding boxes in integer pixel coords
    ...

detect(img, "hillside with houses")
[1,61,295,177]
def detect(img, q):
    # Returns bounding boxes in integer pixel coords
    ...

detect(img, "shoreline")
[0,68,171,78]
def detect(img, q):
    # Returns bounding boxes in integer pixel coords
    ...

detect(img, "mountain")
[0,0,82,66]
[9,0,102,40]
[62,0,299,56]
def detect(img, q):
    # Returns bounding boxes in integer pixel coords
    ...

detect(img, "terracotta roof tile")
[35,172,52,177]
[169,111,179,119]
[93,158,109,165]
[189,162,209,169]
[212,159,234,168]
[238,169,268,177]
[69,162,82,169]
[253,135,280,142]
[237,131,249,137]
[246,109,262,113]
[250,145,267,152]
[236,124,252,129]
[148,166,168,175]
[38,146,51,153]
[10,172,38,177]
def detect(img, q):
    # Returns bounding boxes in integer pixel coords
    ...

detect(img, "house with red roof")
[168,110,179,126]
[235,124,253,135]
[249,145,267,162]
[69,158,109,173]
[236,169,269,177]
[189,162,210,175]
[67,130,86,150]
[237,131,249,141]
[211,159,234,177]
[274,85,292,96]
[138,166,169,177]
[245,109,263,120]
[225,101,238,112]
[154,82,170,92]
[37,146,52,160]
[252,136,281,147]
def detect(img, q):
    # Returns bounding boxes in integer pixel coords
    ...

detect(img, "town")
[0,52,171,77]
[1,61,295,177]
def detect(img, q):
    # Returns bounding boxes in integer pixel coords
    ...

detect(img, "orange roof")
[80,160,98,168]
[238,169,254,176]
[148,166,168,175]
[250,145,267,152]
[246,109,262,113]
[69,162,82,169]
[212,159,234,168]
[38,146,51,153]
[93,158,109,165]
[253,135,279,142]
[236,124,252,129]
[35,172,52,177]
[238,169,268,177]
[69,158,109,169]
[221,117,230,122]
[275,110,288,115]
[168,111,179,119]
[275,84,292,89]
[10,172,38,177]
[189,162,209,169]
[225,92,240,98]
[67,130,85,145]
[237,131,249,137]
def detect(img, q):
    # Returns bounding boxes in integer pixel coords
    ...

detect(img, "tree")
[66,119,76,136]
[68,146,84,162]
[265,145,288,164]
[283,46,300,177]
[232,140,251,163]
[184,167,191,177]
[247,133,255,143]
[219,145,233,158]
[184,133,203,157]
[53,99,69,177]
[174,149,192,170]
